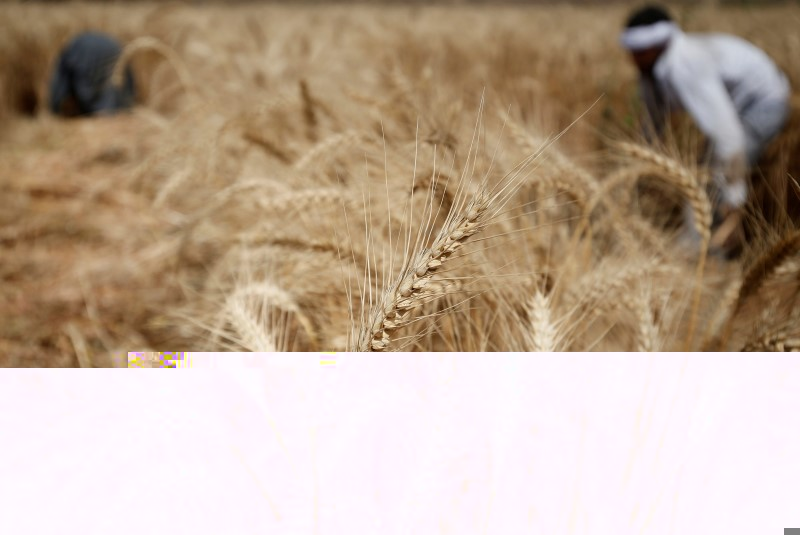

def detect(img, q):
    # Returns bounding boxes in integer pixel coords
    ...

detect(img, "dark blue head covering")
[50,31,136,117]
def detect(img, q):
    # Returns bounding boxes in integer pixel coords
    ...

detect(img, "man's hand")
[708,152,749,258]
[714,152,749,209]
[709,206,745,257]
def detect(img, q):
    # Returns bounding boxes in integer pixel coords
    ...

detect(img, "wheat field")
[2,2,800,365]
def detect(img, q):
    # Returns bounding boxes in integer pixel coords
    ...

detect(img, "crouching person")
[50,31,136,117]
[619,5,791,258]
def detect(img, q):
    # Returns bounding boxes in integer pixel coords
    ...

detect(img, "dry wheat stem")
[153,167,192,208]
[65,323,92,368]
[700,276,743,351]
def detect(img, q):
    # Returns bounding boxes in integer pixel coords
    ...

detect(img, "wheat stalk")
[616,141,711,350]
[64,323,92,368]
[700,276,743,351]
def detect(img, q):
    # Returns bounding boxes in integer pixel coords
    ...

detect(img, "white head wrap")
[620,21,678,51]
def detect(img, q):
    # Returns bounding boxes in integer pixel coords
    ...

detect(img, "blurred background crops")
[2,2,799,365]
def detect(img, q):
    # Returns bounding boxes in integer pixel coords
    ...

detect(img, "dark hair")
[625,5,672,28]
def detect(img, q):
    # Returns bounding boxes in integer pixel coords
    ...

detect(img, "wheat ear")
[741,305,800,351]
[356,190,491,351]
[742,329,800,351]
[224,295,278,352]
[527,288,558,352]
[293,131,363,173]
[223,282,317,352]
[616,141,711,350]
[632,290,660,352]
[720,230,800,348]
[111,36,194,97]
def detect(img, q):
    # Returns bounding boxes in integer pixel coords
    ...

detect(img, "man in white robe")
[620,5,791,257]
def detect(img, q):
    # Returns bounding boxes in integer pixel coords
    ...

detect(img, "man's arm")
[669,52,749,210]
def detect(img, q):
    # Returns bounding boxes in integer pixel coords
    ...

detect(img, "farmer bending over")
[50,31,136,117]
[620,4,791,257]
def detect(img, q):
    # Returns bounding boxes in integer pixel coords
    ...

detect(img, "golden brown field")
[2,2,800,365]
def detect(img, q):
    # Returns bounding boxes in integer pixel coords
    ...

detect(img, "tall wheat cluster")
[2,2,799,365]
